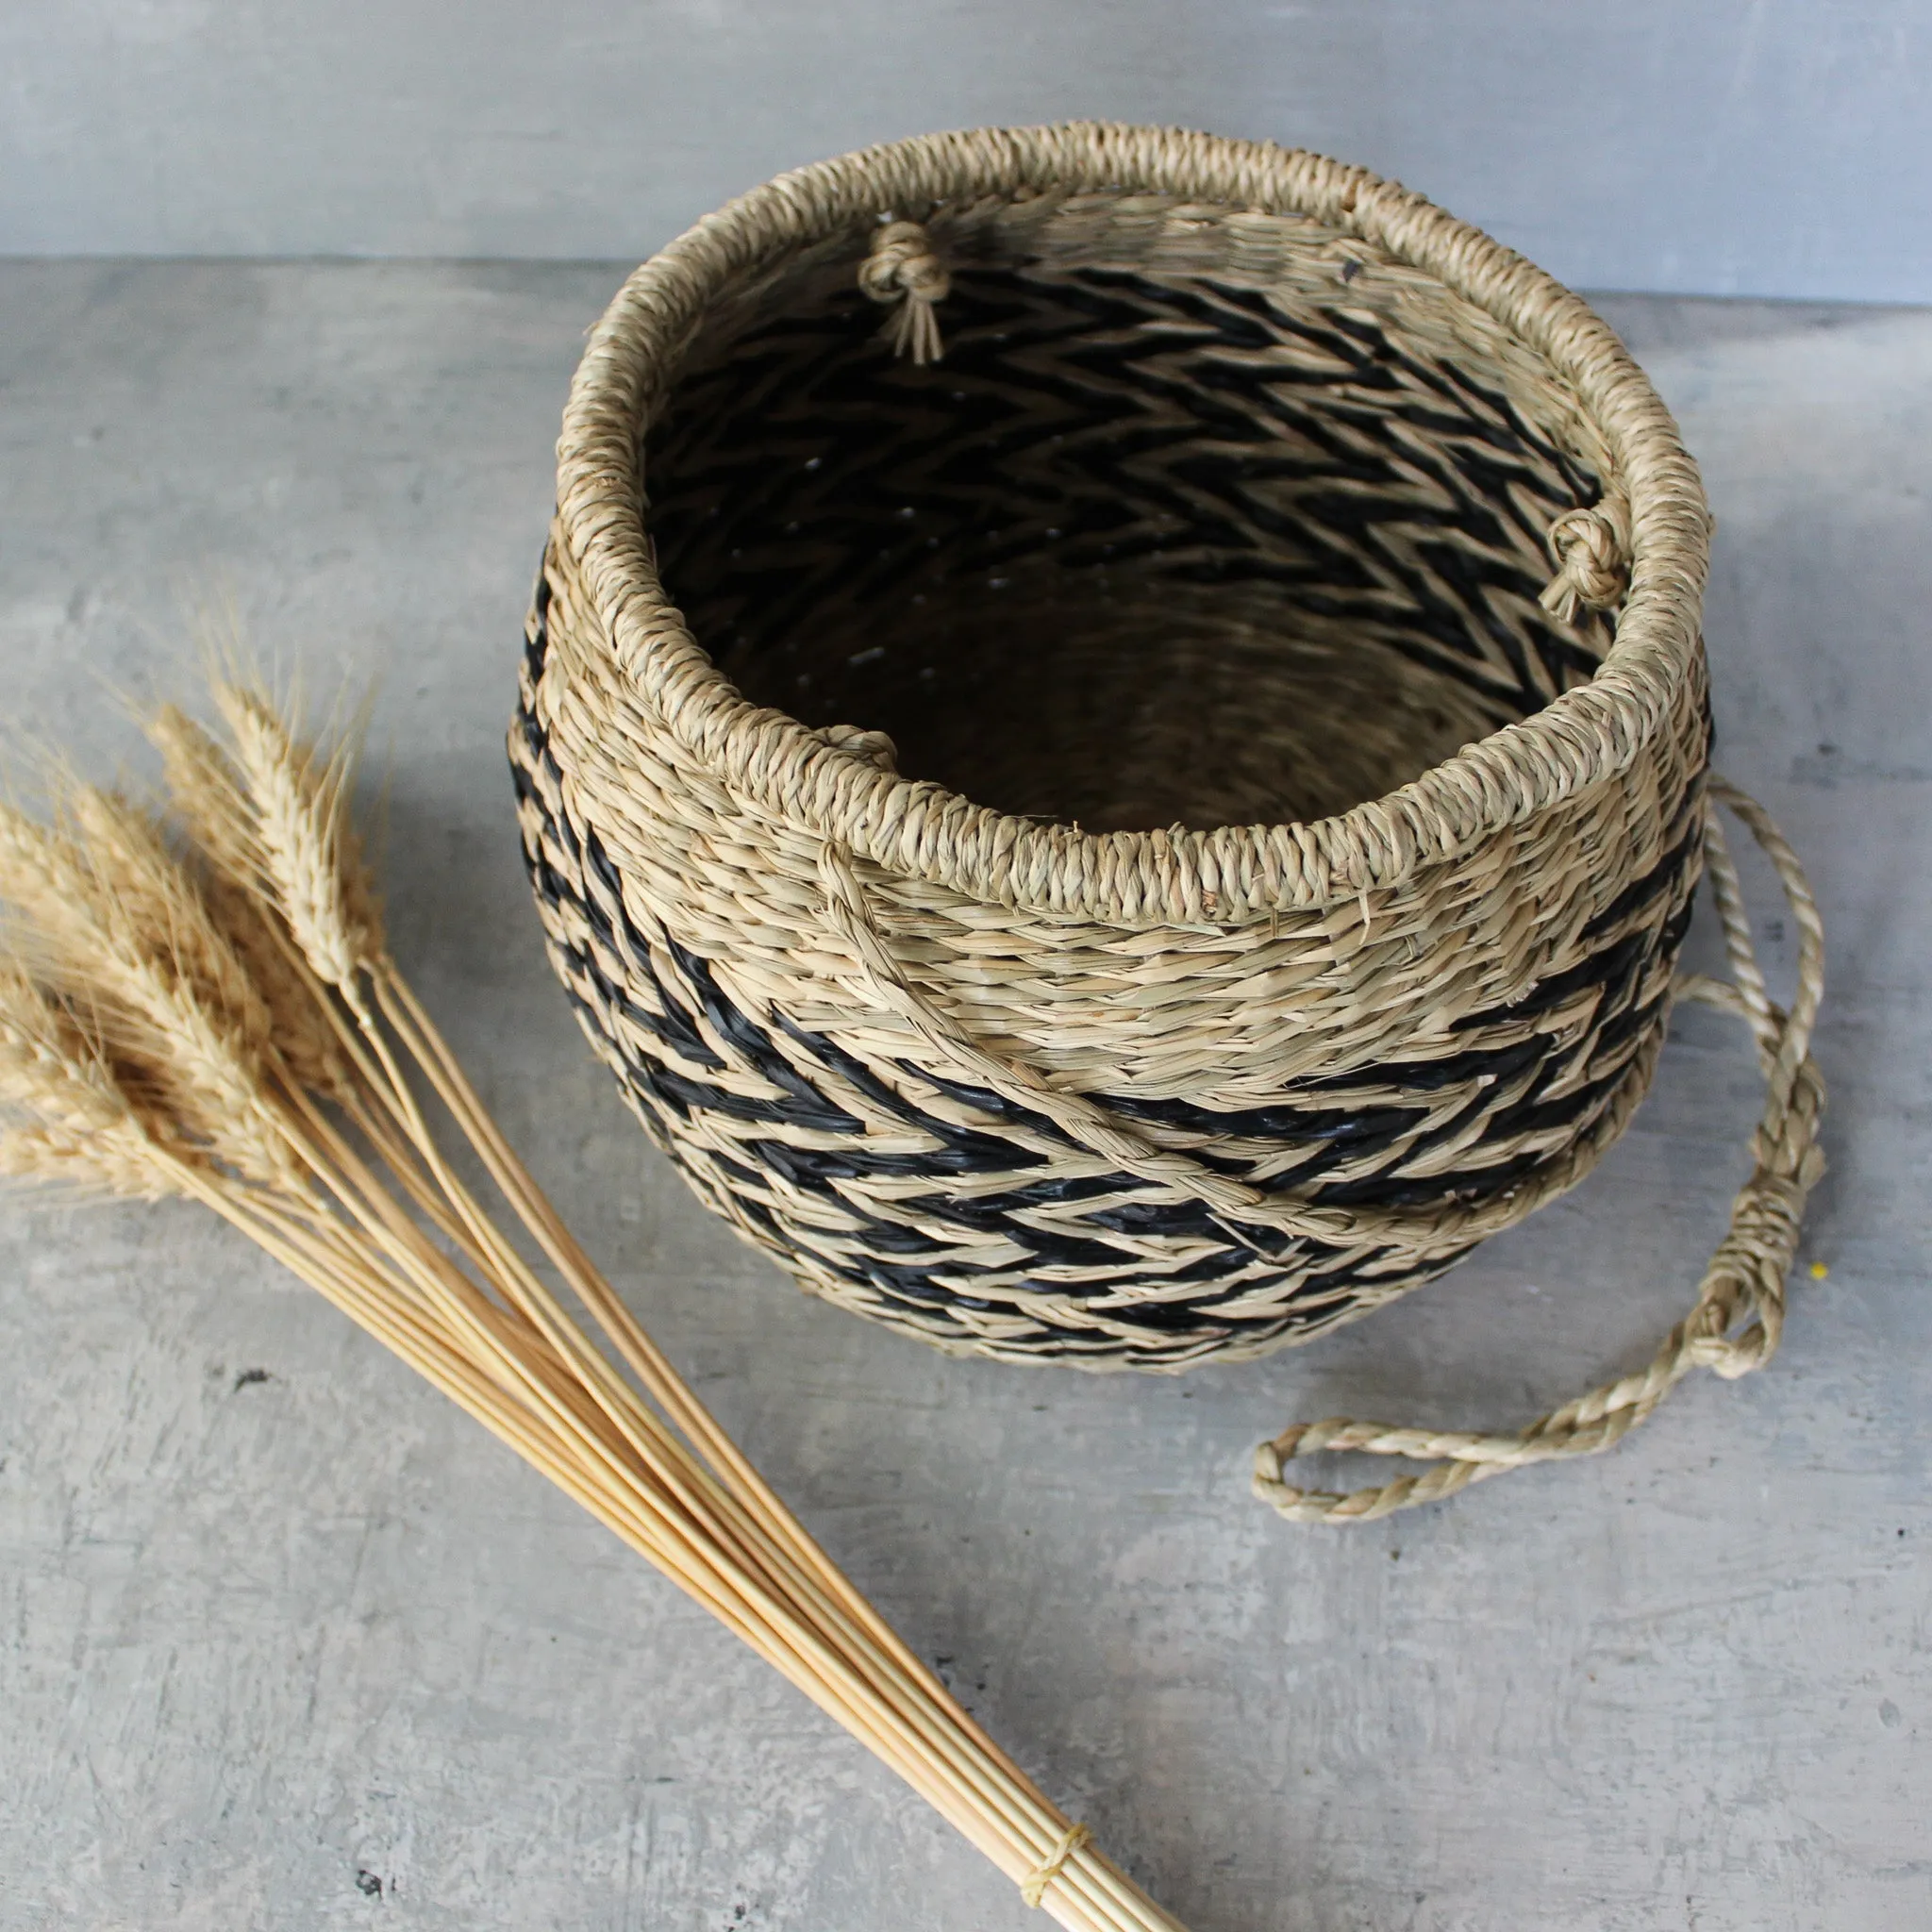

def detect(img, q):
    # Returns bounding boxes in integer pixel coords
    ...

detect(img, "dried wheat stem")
[0,682,1184,1932]
[295,991,1128,1914]
[369,974,982,1677]
[261,1089,957,1790]
[366,970,1164,1927]
[272,981,904,1723]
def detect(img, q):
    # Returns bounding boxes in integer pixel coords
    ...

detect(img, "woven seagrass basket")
[512,126,1824,1453]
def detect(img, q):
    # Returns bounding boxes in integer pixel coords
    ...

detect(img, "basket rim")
[552,120,1711,924]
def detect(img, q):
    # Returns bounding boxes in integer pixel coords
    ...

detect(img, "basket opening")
[643,227,1615,832]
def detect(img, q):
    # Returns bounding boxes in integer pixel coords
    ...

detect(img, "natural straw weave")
[511,125,1824,1505]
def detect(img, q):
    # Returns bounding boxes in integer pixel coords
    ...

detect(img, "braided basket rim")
[553,120,1711,924]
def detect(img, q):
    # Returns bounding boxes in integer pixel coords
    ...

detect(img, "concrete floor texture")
[0,262,1924,1931]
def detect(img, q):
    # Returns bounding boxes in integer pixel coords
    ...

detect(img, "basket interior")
[641,199,1617,832]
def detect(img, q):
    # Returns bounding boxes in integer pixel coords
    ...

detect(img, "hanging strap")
[1252,775,1826,1521]
[816,775,1824,1521]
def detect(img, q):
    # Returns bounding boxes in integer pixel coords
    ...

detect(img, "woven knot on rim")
[1539,503,1630,622]
[859,220,951,364]
[813,723,900,773]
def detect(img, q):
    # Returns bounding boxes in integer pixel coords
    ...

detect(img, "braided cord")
[819,773,1822,1524]
[1251,774,1825,1523]
[819,839,1658,1258]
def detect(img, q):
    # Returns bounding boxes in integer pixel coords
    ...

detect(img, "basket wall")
[510,126,1714,1371]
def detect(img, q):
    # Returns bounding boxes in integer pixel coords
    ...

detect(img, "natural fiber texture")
[859,219,951,364]
[512,124,1823,1505]
[1252,779,1825,1519]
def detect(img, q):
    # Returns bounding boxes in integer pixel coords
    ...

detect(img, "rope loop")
[815,841,1681,1257]
[1539,499,1631,621]
[859,219,951,364]
[813,777,1822,1524]
[1252,775,1826,1524]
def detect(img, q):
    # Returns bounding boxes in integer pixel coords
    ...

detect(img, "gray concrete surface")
[5,3,1932,302]
[0,262,1926,1930]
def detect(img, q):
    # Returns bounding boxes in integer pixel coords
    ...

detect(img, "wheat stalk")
[0,677,1185,1932]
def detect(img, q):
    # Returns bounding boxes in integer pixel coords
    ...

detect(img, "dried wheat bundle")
[0,679,1182,1932]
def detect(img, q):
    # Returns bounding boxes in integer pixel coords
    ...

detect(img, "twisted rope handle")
[817,842,1662,1257]
[814,770,1822,1523]
[1252,774,1826,1523]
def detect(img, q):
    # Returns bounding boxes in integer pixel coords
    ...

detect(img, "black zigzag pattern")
[511,261,1696,1367]
[512,575,1700,1369]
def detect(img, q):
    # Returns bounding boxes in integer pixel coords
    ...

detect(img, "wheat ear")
[0,679,1184,1932]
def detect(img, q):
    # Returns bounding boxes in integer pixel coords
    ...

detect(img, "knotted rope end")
[1540,500,1631,622]
[859,219,950,364]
